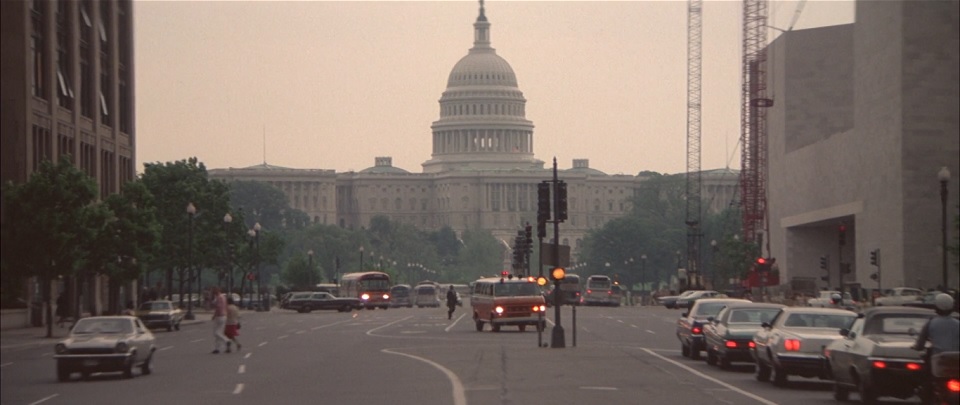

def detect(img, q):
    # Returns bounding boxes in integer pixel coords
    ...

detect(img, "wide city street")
[1,304,920,405]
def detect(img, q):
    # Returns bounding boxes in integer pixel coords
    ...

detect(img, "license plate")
[83,359,99,367]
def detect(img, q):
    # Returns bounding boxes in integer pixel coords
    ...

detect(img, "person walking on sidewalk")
[210,287,229,354]
[224,296,242,353]
[446,285,458,320]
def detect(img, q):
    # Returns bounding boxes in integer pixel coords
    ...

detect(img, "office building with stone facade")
[763,0,959,292]
[210,3,740,257]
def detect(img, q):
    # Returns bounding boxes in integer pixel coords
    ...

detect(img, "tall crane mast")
[739,0,772,250]
[685,0,703,289]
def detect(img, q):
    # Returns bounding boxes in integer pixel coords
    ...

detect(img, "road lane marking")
[310,319,353,331]
[190,339,204,343]
[244,353,252,359]
[277,335,288,340]
[581,386,618,391]
[365,316,414,336]
[233,384,244,394]
[0,362,12,367]
[159,346,173,351]
[238,365,245,374]
[383,348,465,405]
[27,394,58,405]
[295,330,305,334]
[258,342,268,347]
[444,313,466,332]
[645,330,656,334]
[641,348,778,405]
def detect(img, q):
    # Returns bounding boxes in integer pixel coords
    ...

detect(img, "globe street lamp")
[223,213,233,295]
[308,249,314,289]
[939,166,951,289]
[185,202,197,320]
[359,246,365,271]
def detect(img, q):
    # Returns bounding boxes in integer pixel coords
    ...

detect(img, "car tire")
[304,306,313,313]
[56,361,71,382]
[681,342,690,357]
[475,319,484,332]
[141,354,153,375]
[833,383,849,401]
[122,357,135,379]
[856,376,877,405]
[706,349,718,366]
[166,322,173,332]
[690,344,701,360]
[772,365,788,386]
[755,358,771,382]
[174,322,181,331]
[492,323,501,332]
[340,305,351,312]
[519,325,526,332]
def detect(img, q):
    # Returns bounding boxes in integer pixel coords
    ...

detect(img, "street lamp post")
[710,239,718,289]
[308,249,314,289]
[252,222,262,311]
[185,203,197,320]
[641,254,647,305]
[676,250,683,291]
[223,213,233,295]
[939,167,951,290]
[359,246,364,271]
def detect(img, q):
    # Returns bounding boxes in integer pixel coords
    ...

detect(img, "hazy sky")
[135,0,854,175]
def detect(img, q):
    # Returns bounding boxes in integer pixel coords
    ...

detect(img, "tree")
[229,180,309,231]
[281,253,314,290]
[1,157,99,337]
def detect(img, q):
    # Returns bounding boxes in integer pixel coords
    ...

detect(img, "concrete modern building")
[1,0,136,328]
[764,0,959,292]
[209,2,740,258]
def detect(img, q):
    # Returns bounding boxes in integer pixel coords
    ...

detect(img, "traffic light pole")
[550,158,565,349]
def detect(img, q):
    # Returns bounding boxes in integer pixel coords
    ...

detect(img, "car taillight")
[495,306,504,314]
[587,289,593,294]
[725,341,738,349]
[783,339,801,351]
[361,293,370,300]
[947,379,960,393]
[872,361,886,369]
[906,363,921,371]
[691,326,702,334]
[748,341,756,348]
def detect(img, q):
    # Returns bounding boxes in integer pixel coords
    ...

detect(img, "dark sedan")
[677,298,751,360]
[285,292,361,313]
[703,303,784,369]
[825,306,934,404]
[659,290,697,309]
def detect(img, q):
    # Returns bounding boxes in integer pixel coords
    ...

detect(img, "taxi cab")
[471,275,546,332]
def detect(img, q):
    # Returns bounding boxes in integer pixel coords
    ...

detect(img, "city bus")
[339,272,392,310]
[583,274,616,306]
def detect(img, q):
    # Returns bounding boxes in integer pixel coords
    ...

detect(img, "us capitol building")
[209,2,738,255]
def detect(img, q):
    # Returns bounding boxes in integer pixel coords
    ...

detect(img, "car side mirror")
[839,328,849,337]
[681,312,688,318]
[761,322,771,329]
[707,316,715,323]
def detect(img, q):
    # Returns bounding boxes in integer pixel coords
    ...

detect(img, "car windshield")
[417,286,436,294]
[783,313,855,328]
[679,290,698,298]
[865,314,932,335]
[587,278,611,289]
[391,287,410,297]
[361,279,391,290]
[693,302,729,317]
[494,283,541,297]
[140,302,170,311]
[728,308,781,324]
[73,319,133,335]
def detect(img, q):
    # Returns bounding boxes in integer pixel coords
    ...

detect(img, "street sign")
[539,244,570,267]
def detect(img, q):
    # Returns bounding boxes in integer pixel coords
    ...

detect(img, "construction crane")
[685,0,703,289]
[739,0,772,252]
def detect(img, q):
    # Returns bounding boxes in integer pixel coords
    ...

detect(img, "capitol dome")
[422,1,542,174]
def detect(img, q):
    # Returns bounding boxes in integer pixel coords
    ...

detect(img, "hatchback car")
[53,316,156,381]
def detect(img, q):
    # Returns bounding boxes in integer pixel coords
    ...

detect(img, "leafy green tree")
[1,157,99,337]
[281,252,315,290]
[229,180,309,231]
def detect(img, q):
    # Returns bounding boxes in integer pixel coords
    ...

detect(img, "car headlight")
[361,293,370,300]
[115,342,129,353]
[55,343,67,354]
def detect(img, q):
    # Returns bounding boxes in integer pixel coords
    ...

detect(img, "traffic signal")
[524,224,533,252]
[838,225,846,246]
[819,255,828,270]
[551,267,566,281]
[537,221,546,239]
[556,181,568,222]
[537,182,551,223]
[869,249,879,266]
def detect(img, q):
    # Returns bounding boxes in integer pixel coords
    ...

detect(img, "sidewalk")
[0,310,213,351]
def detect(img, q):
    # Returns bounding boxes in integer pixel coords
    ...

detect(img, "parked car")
[136,300,183,332]
[414,284,441,308]
[806,290,856,309]
[676,290,722,309]
[702,303,785,369]
[824,306,935,403]
[659,290,698,309]
[284,292,360,313]
[874,287,924,306]
[677,298,751,360]
[752,307,857,386]
[53,316,156,382]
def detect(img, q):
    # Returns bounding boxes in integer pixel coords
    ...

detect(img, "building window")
[57,2,74,110]
[31,0,47,100]
[394,198,402,211]
[31,124,53,173]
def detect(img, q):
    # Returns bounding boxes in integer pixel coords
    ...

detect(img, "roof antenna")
[262,125,267,165]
